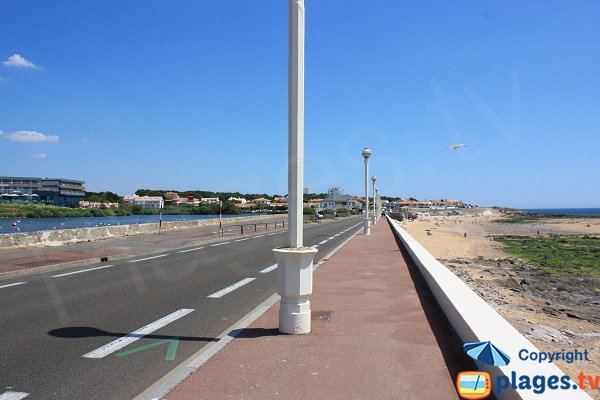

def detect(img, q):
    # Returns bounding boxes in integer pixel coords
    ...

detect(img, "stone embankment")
[0,215,274,249]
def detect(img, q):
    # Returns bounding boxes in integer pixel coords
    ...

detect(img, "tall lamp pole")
[371,175,377,225]
[362,148,371,235]
[273,0,317,335]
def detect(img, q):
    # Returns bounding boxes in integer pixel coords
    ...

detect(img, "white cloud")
[1,130,59,143]
[3,54,41,69]
[31,153,47,159]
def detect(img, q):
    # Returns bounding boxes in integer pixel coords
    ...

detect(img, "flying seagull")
[449,144,467,150]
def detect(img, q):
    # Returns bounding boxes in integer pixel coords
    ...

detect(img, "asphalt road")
[0,216,363,400]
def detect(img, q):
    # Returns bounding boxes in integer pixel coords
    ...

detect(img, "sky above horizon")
[1,1,598,208]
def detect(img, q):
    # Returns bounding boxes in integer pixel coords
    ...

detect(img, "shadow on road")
[48,327,218,343]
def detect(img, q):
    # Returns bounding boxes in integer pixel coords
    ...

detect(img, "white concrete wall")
[387,216,593,400]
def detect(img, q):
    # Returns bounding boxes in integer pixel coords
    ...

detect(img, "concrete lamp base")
[363,217,371,235]
[273,246,318,334]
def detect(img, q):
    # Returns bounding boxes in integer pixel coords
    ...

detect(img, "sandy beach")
[402,209,600,397]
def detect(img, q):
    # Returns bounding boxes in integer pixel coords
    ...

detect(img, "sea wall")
[0,215,277,249]
[386,216,593,400]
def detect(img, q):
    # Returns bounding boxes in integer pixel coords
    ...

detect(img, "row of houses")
[385,199,467,211]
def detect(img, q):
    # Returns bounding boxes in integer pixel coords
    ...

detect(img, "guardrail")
[386,216,593,400]
[224,220,286,236]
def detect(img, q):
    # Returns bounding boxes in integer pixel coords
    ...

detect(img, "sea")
[0,213,255,235]
[520,208,600,216]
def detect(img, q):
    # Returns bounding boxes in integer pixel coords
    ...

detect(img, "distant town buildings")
[0,176,85,206]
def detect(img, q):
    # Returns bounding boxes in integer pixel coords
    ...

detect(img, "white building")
[201,197,220,204]
[318,194,356,211]
[253,197,271,205]
[228,197,247,204]
[123,195,164,209]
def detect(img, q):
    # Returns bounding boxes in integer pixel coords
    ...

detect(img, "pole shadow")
[48,327,218,343]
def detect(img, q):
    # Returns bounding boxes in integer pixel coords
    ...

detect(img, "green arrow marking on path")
[116,337,180,361]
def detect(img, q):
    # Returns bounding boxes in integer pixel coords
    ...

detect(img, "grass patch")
[494,234,600,278]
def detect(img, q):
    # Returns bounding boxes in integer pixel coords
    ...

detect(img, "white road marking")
[327,236,335,240]
[334,233,340,237]
[234,238,249,242]
[128,254,168,263]
[207,278,256,298]
[52,265,114,278]
[266,232,278,236]
[318,239,328,245]
[259,264,278,273]
[311,245,319,249]
[177,247,205,253]
[210,241,231,247]
[0,282,27,289]
[255,235,265,238]
[82,308,195,359]
[0,392,29,400]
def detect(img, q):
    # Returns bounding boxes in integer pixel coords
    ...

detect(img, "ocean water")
[0,213,255,234]
[520,208,600,216]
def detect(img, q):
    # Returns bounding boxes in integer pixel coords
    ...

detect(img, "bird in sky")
[449,144,467,150]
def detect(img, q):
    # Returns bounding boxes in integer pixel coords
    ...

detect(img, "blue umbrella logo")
[463,341,511,366]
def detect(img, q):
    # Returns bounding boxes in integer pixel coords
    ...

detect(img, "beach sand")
[402,209,600,397]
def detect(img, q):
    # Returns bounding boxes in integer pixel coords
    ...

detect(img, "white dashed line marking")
[207,278,256,298]
[177,247,205,253]
[129,254,169,263]
[82,309,195,359]
[318,240,328,245]
[0,391,29,400]
[259,264,278,273]
[52,265,114,277]
[0,282,27,290]
[210,242,231,247]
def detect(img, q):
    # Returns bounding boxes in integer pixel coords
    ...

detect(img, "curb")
[134,223,363,400]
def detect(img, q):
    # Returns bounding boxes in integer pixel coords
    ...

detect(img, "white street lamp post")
[371,175,377,225]
[362,148,371,235]
[273,0,317,335]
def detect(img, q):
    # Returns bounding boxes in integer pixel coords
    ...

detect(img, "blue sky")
[1,1,598,208]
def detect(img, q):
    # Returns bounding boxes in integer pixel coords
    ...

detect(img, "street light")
[362,148,371,235]
[272,0,317,335]
[371,175,377,225]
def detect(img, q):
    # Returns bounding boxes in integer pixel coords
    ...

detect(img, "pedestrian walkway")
[164,219,474,400]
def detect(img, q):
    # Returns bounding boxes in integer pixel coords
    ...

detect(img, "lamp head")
[371,175,377,183]
[361,148,372,159]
